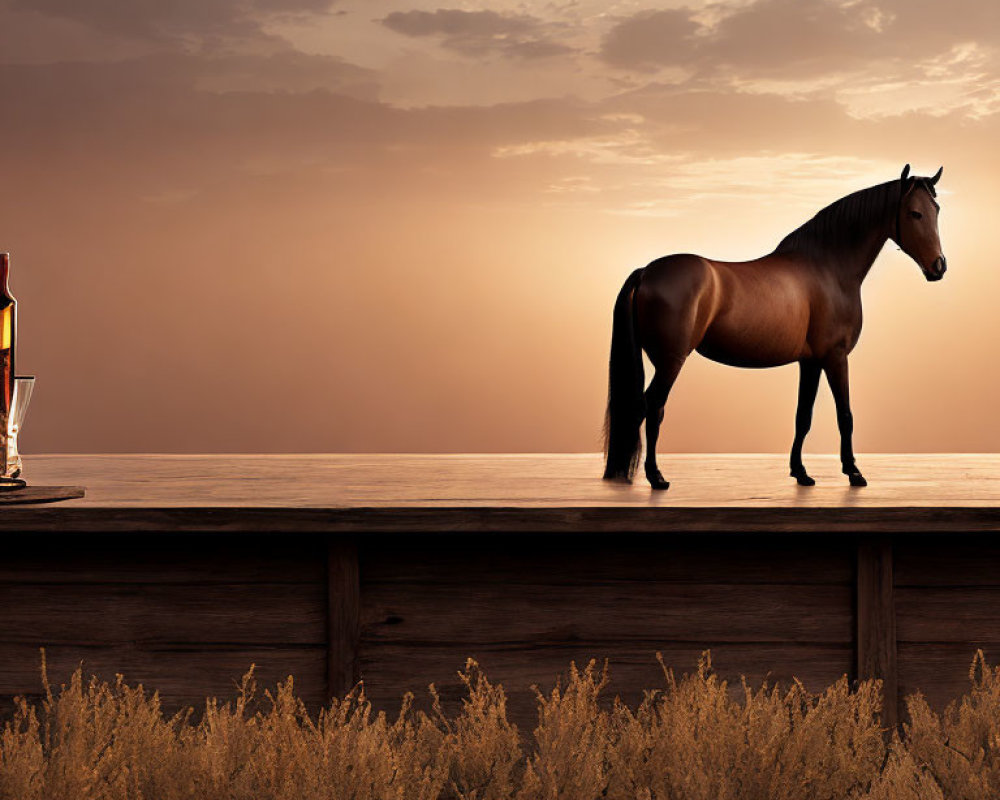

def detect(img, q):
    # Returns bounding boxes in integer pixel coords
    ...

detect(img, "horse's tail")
[602,267,646,481]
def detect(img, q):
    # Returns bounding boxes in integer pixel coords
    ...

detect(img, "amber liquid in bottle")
[0,254,16,475]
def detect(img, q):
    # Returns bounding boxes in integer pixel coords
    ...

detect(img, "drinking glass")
[5,376,34,479]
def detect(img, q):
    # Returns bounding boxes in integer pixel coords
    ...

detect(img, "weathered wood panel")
[898,588,1000,642]
[361,534,854,585]
[897,643,991,712]
[359,532,856,730]
[362,583,852,645]
[895,536,1000,716]
[0,584,325,644]
[0,533,329,718]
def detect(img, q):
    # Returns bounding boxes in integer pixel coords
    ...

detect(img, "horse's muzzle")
[924,255,947,282]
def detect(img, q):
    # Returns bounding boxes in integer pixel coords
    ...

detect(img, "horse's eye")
[909,210,923,220]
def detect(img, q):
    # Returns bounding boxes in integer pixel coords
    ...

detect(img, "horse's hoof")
[646,469,670,491]
[793,473,815,487]
[848,472,867,487]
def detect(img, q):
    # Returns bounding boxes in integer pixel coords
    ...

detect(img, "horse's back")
[635,252,818,368]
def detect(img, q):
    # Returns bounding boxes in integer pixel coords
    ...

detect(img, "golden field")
[1,652,998,799]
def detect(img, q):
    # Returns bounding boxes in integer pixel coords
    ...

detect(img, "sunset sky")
[2,0,999,455]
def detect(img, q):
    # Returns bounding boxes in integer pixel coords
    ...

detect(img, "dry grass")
[1,651,998,799]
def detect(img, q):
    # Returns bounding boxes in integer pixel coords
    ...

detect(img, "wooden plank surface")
[6,453,1000,531]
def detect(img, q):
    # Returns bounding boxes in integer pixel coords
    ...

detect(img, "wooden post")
[856,536,898,728]
[327,537,360,701]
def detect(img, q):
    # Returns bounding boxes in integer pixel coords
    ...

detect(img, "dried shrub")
[607,653,885,800]
[518,660,610,800]
[862,737,945,800]
[433,659,522,800]
[1,650,999,800]
[890,650,1000,799]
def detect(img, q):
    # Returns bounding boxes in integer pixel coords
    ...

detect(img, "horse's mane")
[774,179,918,258]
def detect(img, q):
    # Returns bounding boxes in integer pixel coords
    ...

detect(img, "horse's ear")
[900,164,911,182]
[930,166,943,185]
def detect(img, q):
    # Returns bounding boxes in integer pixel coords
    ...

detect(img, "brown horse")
[603,164,946,490]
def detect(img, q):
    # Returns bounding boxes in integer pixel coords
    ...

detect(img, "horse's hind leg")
[790,359,822,486]
[644,357,685,491]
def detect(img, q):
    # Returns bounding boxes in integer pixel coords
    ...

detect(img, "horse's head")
[893,164,946,281]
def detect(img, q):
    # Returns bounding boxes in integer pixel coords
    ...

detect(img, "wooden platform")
[2,453,1000,732]
[12,452,1000,531]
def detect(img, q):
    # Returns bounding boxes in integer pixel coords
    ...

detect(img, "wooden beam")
[856,537,898,728]
[327,537,360,701]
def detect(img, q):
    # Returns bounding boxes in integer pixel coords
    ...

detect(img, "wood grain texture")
[897,588,1000,642]
[893,537,1000,714]
[0,533,330,716]
[328,538,360,699]
[361,583,853,645]
[357,531,856,731]
[8,453,1000,531]
[857,538,898,727]
[0,583,325,644]
[897,643,994,713]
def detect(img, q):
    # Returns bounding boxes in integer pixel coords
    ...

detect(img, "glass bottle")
[0,253,17,476]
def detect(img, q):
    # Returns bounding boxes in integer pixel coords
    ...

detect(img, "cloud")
[0,0,378,95]
[0,54,607,186]
[597,0,1000,119]
[381,8,574,60]
[194,51,379,97]
[599,8,700,72]
[9,0,336,42]
[596,0,1000,76]
[598,0,890,76]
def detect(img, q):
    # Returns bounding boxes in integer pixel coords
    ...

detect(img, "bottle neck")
[0,254,8,295]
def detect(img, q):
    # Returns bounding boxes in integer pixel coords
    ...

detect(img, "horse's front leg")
[823,353,867,487]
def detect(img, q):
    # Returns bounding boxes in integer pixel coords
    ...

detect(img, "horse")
[602,164,946,490]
